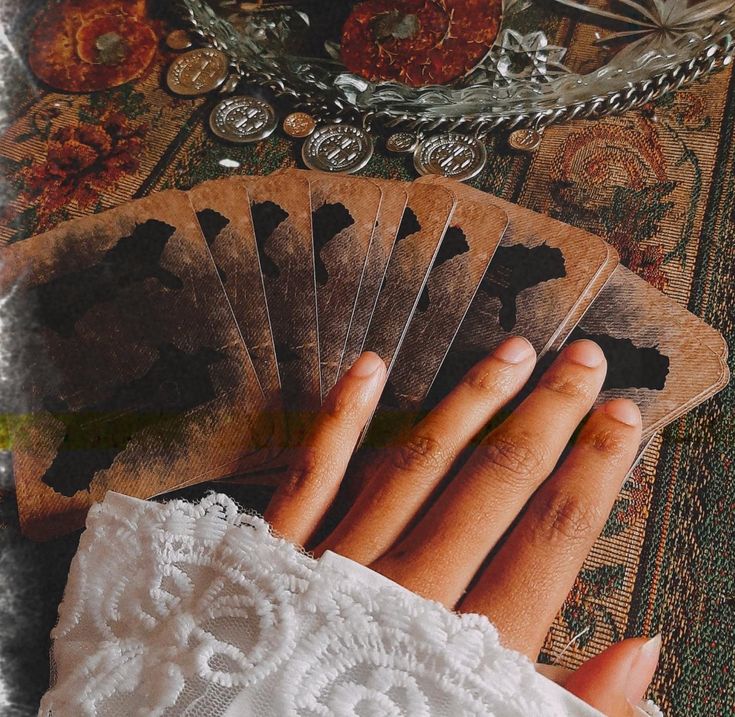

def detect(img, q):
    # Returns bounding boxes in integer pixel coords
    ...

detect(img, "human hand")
[264,337,660,716]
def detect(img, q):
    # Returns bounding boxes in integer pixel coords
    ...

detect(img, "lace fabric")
[39,493,659,716]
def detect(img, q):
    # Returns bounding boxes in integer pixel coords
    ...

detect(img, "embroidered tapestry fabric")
[39,492,655,717]
[0,1,733,715]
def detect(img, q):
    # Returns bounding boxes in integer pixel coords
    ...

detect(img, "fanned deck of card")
[3,170,729,540]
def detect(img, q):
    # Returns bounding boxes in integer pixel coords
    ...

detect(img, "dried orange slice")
[29,0,156,92]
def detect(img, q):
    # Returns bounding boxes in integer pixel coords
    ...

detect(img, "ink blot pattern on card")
[6,175,728,541]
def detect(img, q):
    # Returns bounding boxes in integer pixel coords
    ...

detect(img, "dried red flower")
[19,109,148,230]
[341,0,502,87]
[29,0,156,92]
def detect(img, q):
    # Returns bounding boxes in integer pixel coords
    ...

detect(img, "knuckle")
[533,489,602,544]
[389,433,448,474]
[324,389,360,421]
[462,362,514,397]
[475,431,547,488]
[284,446,328,493]
[579,425,629,458]
[540,370,596,404]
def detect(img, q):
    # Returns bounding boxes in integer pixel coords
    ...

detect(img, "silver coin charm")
[167,48,229,96]
[508,128,543,153]
[413,133,487,181]
[209,96,277,143]
[302,124,374,174]
[386,132,418,153]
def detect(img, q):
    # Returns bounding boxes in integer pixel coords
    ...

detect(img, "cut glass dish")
[180,0,735,134]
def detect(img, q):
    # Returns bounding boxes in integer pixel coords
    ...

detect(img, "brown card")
[242,172,321,427]
[420,177,614,411]
[418,176,617,353]
[337,180,408,382]
[694,317,730,362]
[187,178,280,401]
[300,171,383,399]
[4,190,269,540]
[361,183,456,371]
[562,265,729,440]
[380,193,508,412]
[549,243,620,351]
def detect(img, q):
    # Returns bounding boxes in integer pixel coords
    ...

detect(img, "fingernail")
[349,351,385,378]
[604,399,641,427]
[625,634,662,705]
[494,336,535,364]
[565,339,605,368]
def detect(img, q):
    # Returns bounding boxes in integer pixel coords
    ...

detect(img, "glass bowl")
[180,0,735,135]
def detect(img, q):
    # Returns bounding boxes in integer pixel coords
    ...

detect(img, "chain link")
[181,0,735,136]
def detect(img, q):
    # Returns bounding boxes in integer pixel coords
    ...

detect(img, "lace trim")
[637,699,665,717]
[38,492,650,716]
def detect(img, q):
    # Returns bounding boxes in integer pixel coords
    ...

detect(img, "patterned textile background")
[0,3,733,715]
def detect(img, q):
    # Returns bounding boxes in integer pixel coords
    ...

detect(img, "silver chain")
[181,0,735,135]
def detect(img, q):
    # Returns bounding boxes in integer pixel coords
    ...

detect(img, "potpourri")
[340,0,503,86]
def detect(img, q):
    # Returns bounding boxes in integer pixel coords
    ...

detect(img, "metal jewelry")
[302,124,374,174]
[283,112,317,138]
[413,133,487,181]
[166,48,230,96]
[386,132,419,153]
[209,95,278,143]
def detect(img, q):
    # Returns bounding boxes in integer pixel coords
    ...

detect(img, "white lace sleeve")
[38,492,658,717]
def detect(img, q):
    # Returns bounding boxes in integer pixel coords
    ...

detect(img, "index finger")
[265,352,386,545]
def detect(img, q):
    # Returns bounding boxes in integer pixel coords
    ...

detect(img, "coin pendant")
[507,128,543,153]
[413,133,487,181]
[209,96,277,143]
[302,124,374,174]
[167,48,229,96]
[283,112,316,138]
[386,132,418,153]
[166,29,193,51]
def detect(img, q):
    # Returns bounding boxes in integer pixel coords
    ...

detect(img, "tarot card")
[549,243,619,351]
[241,172,321,427]
[298,171,383,399]
[337,180,408,383]
[420,177,614,411]
[562,265,729,440]
[3,190,269,540]
[694,318,730,363]
[188,178,280,401]
[360,182,456,371]
[379,194,508,414]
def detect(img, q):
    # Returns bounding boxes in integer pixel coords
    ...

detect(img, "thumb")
[564,635,661,716]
